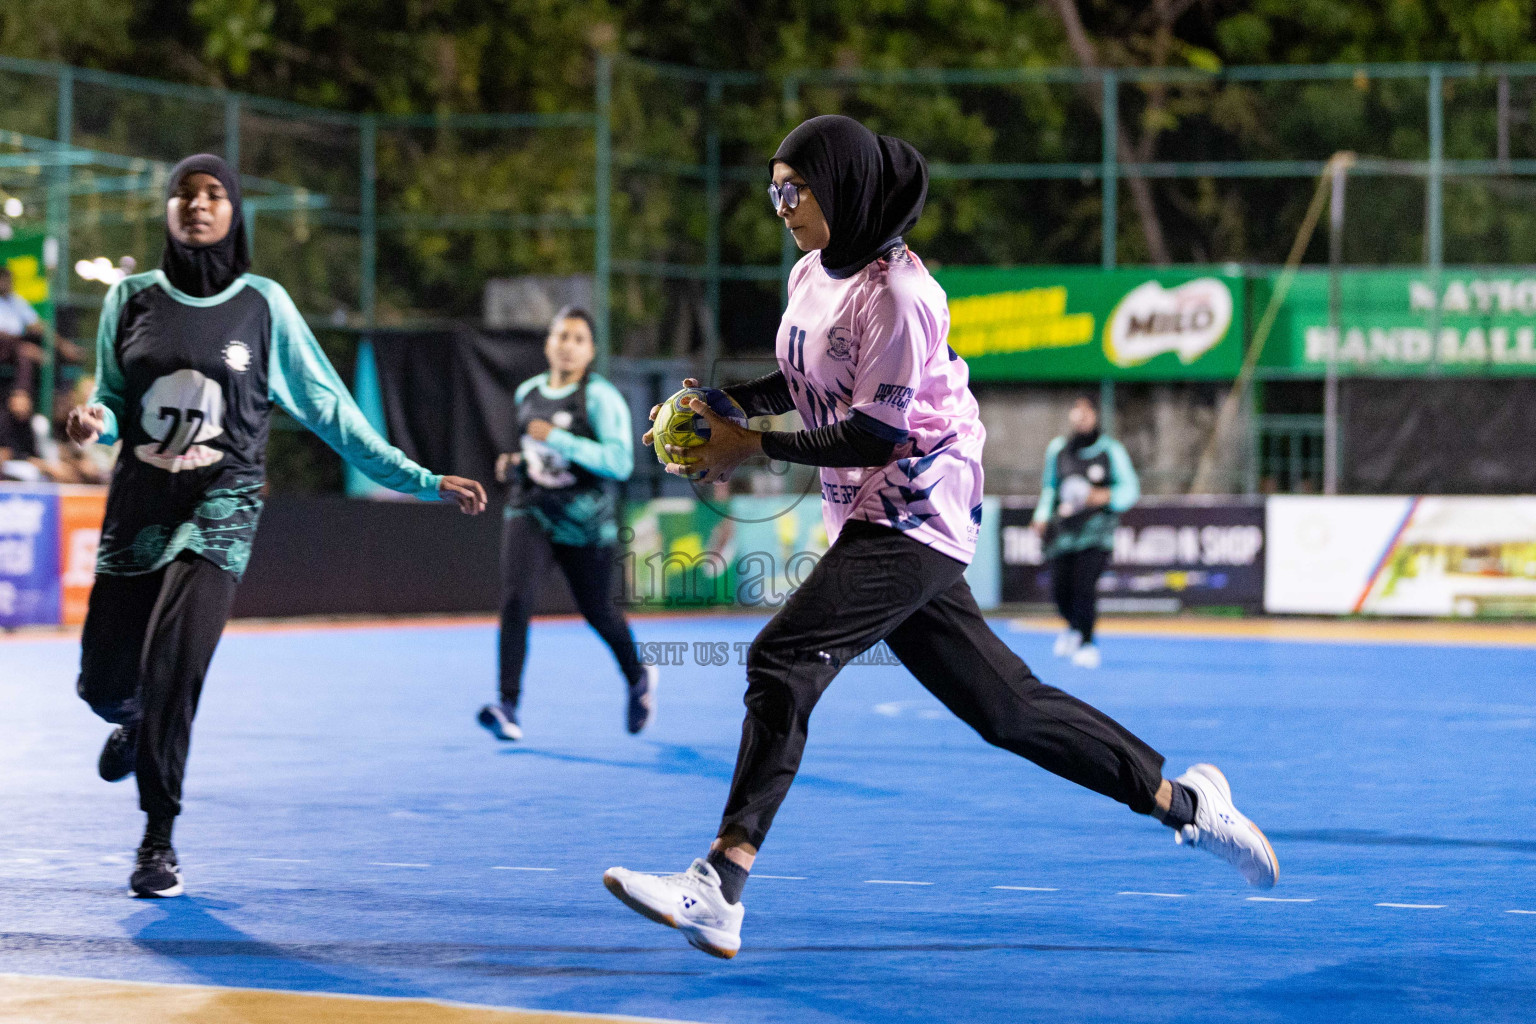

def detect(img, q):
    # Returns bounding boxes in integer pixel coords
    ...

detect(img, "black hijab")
[161,154,249,297]
[772,115,929,278]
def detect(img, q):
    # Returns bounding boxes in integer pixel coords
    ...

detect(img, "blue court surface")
[2,615,1534,1023]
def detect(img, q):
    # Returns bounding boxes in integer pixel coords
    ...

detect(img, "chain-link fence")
[8,54,1536,494]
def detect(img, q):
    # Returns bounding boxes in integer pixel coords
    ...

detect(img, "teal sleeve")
[87,279,135,446]
[543,377,634,481]
[251,278,442,500]
[1033,436,1065,524]
[1106,439,1140,512]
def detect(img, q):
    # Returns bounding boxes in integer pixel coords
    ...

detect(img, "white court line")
[1118,891,1187,898]
[369,862,430,868]
[491,866,556,872]
[1376,902,1445,909]
[994,886,1059,892]
[753,875,807,880]
[1247,896,1315,903]
[866,879,932,886]
[1506,909,1536,915]
[250,857,310,863]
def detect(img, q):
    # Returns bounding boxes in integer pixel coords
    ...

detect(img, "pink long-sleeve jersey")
[777,246,986,564]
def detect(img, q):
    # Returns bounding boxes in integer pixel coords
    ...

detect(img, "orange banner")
[59,486,107,625]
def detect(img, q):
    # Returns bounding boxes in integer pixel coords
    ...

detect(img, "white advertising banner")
[1266,495,1536,616]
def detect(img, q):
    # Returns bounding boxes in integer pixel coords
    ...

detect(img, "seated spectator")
[0,386,69,482]
[0,266,45,392]
[0,265,87,392]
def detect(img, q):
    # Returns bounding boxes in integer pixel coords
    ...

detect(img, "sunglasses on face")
[767,181,810,212]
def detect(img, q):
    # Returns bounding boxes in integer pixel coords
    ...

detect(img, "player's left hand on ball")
[440,475,488,515]
[642,377,701,447]
[664,394,760,484]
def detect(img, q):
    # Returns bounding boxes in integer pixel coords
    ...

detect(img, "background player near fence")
[479,306,656,743]
[1031,395,1139,669]
[602,115,1279,959]
[66,154,486,900]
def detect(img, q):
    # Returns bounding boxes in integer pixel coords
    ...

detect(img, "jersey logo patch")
[552,410,574,429]
[873,383,914,411]
[826,325,856,361]
[1087,463,1106,483]
[223,340,252,373]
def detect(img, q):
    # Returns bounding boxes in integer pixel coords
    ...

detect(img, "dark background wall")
[232,496,578,619]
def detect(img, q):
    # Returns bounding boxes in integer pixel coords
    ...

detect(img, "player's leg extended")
[131,551,239,897]
[885,576,1278,886]
[485,512,554,740]
[551,540,654,733]
[604,522,964,956]
[78,569,166,782]
[715,523,963,850]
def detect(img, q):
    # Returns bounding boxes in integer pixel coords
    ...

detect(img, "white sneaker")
[1071,643,1101,669]
[1053,629,1082,658]
[603,858,744,959]
[1173,763,1279,888]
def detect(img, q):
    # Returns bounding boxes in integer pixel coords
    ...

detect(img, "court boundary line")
[0,971,713,1024]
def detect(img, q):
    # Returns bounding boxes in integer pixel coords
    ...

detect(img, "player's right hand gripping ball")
[651,387,748,480]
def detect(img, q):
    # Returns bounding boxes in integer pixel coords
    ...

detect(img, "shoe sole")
[628,672,658,735]
[130,876,184,898]
[1187,763,1280,888]
[602,872,738,960]
[477,710,521,742]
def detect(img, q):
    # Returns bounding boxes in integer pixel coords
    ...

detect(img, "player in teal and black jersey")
[478,307,655,744]
[66,154,486,899]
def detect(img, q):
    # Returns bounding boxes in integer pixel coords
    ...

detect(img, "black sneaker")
[627,665,658,735]
[98,724,138,782]
[477,702,522,741]
[129,843,183,898]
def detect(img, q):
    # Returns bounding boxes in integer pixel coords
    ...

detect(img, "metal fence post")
[359,112,377,327]
[41,65,73,404]
[224,93,241,173]
[1324,157,1347,495]
[1101,69,1118,271]
[704,73,723,366]
[594,53,613,371]
[1426,65,1444,372]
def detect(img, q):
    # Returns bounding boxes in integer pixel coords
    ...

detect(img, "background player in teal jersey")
[478,307,655,743]
[65,154,487,899]
[1031,395,1140,669]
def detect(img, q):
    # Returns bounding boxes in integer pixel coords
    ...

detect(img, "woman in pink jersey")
[602,116,1278,958]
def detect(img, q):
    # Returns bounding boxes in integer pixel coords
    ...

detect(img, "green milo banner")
[0,230,53,323]
[934,267,1244,381]
[1257,269,1536,375]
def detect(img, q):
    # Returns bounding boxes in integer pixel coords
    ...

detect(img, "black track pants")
[77,551,239,820]
[498,511,643,707]
[1050,546,1111,643]
[718,521,1165,849]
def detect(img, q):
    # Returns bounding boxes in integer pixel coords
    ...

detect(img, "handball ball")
[651,387,748,479]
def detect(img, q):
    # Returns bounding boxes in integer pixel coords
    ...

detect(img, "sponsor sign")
[0,230,54,323]
[1000,499,1266,611]
[0,484,61,627]
[621,495,1001,610]
[1258,270,1536,375]
[935,267,1244,381]
[59,488,107,624]
[1266,495,1536,616]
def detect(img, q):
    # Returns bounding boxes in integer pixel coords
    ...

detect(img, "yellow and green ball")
[651,387,748,480]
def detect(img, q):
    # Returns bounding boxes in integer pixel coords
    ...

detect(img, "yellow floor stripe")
[0,973,709,1024]
[1009,615,1536,648]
